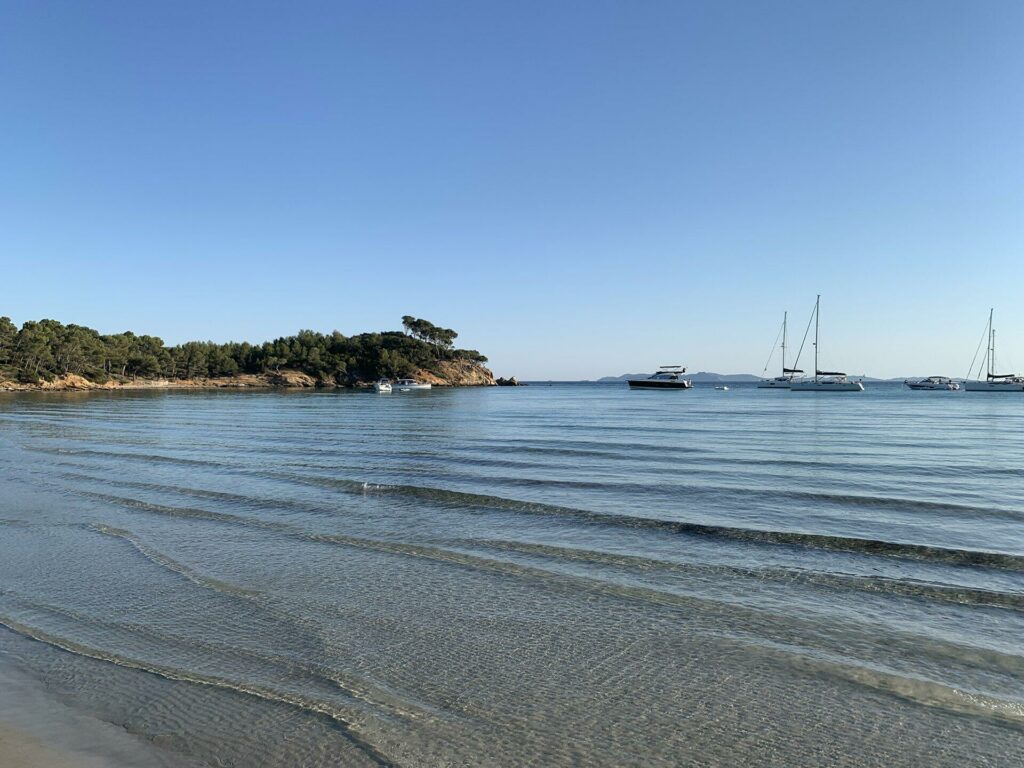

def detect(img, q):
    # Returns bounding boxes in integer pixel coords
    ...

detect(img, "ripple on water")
[0,384,1022,767]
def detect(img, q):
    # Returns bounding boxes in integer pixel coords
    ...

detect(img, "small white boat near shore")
[374,378,392,393]
[905,376,960,391]
[394,378,431,391]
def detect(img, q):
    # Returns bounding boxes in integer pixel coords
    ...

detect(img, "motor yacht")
[905,376,960,391]
[627,366,693,390]
[394,378,431,390]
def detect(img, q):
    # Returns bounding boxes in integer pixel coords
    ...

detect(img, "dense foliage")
[0,316,487,385]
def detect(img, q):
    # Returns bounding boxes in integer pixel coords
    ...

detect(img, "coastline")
[0,360,497,393]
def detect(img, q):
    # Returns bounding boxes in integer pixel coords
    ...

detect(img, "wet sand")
[0,725,104,768]
[0,657,197,768]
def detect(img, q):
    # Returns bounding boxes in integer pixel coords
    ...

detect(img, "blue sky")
[2,1,1022,379]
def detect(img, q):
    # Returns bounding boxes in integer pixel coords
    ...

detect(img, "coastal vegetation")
[0,315,490,387]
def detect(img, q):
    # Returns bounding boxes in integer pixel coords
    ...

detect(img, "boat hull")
[758,378,792,389]
[627,380,693,390]
[790,379,864,392]
[963,381,1024,392]
[905,383,959,390]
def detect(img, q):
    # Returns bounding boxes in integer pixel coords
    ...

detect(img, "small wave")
[0,612,395,766]
[744,637,1024,728]
[308,480,1024,572]
[84,474,1024,573]
[3,573,437,727]
[272,464,1024,523]
[466,538,1024,610]
[91,524,262,599]
[25,445,226,469]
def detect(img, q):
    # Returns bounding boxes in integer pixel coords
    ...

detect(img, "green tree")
[0,316,17,366]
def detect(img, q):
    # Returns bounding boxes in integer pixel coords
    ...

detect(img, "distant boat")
[964,309,1024,392]
[758,311,802,389]
[394,378,431,390]
[905,376,960,391]
[373,378,392,393]
[714,385,729,391]
[627,366,693,390]
[789,295,864,392]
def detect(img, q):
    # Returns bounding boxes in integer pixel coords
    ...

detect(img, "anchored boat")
[789,295,864,392]
[964,309,1024,392]
[758,311,802,388]
[373,378,392,393]
[394,378,432,391]
[627,366,693,390]
[905,376,960,391]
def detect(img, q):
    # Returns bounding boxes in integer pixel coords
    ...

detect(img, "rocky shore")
[0,362,497,393]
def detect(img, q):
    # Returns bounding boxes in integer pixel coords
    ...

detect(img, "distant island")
[0,315,495,391]
[598,372,907,383]
[598,372,763,383]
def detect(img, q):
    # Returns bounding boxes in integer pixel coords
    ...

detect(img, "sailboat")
[964,309,1024,392]
[789,295,864,392]
[758,312,802,388]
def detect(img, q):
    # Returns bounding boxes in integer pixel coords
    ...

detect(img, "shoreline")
[0,367,497,393]
[0,648,196,768]
[0,725,82,768]
[0,725,117,768]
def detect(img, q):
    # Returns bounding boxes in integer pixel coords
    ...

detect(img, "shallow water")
[0,382,1022,766]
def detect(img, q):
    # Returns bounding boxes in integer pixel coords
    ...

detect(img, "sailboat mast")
[814,295,820,381]
[781,312,787,374]
[989,308,994,380]
[992,329,997,379]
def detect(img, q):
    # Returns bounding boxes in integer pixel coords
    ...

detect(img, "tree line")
[0,315,486,385]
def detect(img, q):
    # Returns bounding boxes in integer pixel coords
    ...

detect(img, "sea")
[0,382,1022,767]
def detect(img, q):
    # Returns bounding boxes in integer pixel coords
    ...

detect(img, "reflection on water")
[0,384,1022,766]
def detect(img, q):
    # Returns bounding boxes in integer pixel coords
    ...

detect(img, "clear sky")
[2,1,1022,379]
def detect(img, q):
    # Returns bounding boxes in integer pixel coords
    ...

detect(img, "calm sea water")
[1,382,1022,767]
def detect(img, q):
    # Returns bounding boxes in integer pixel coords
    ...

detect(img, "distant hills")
[598,372,762,382]
[598,372,907,382]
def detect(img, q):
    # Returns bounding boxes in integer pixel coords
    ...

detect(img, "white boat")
[964,309,1024,392]
[759,375,793,389]
[628,366,693,390]
[966,378,1024,392]
[394,378,431,390]
[789,295,864,392]
[758,311,802,389]
[791,376,864,392]
[714,385,729,391]
[373,378,392,393]
[905,376,960,391]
